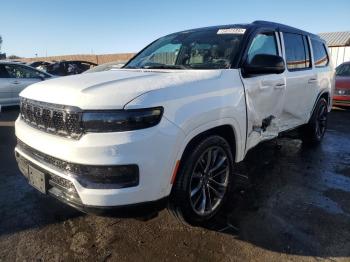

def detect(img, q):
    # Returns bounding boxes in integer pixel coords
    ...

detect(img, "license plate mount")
[28,165,47,194]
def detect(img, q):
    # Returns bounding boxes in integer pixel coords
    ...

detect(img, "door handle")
[274,83,286,89]
[261,80,286,89]
[11,80,20,85]
[308,78,317,84]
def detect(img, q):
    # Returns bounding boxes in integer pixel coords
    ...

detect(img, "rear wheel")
[170,135,234,225]
[300,98,328,144]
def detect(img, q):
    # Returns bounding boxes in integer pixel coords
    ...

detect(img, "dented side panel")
[240,31,288,152]
[241,72,287,151]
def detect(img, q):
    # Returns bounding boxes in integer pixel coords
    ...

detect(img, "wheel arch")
[181,124,237,164]
[170,123,239,190]
[311,90,331,117]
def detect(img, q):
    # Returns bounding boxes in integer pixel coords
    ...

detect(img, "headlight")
[82,107,163,132]
[337,89,346,95]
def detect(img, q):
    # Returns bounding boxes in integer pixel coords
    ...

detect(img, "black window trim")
[303,35,312,69]
[283,32,313,73]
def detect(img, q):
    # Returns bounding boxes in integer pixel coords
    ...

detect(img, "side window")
[0,65,11,78]
[284,33,311,70]
[311,39,329,67]
[247,32,278,62]
[5,65,41,79]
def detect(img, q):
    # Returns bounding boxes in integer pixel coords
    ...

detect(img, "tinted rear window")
[284,33,311,70]
[311,39,329,67]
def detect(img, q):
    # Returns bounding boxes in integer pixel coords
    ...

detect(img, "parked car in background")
[0,61,52,109]
[333,61,350,108]
[15,21,334,225]
[29,61,53,73]
[84,61,126,73]
[9,60,27,65]
[46,60,97,76]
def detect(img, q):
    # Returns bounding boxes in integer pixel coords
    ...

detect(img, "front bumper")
[333,95,350,107]
[15,116,185,208]
[16,150,168,214]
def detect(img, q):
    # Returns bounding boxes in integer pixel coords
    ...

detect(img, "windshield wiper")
[187,63,229,70]
[141,64,189,70]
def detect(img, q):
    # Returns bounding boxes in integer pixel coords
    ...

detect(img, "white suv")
[15,21,334,225]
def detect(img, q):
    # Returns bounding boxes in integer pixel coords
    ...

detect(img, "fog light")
[74,165,139,189]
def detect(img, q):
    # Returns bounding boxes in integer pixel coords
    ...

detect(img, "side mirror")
[243,54,285,75]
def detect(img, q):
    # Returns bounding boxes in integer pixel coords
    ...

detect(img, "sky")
[0,0,349,58]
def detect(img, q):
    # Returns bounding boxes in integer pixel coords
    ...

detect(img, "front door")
[0,64,15,106]
[4,64,43,104]
[240,30,287,151]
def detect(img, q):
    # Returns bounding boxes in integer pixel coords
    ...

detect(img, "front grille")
[17,139,81,175]
[20,98,83,139]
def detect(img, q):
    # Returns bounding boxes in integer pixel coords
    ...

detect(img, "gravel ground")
[0,107,349,262]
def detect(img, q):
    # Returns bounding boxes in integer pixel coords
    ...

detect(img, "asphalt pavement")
[0,106,349,261]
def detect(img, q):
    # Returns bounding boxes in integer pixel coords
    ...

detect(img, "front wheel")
[300,98,328,144]
[169,135,234,225]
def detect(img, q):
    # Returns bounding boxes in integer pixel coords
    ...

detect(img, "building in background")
[319,31,350,68]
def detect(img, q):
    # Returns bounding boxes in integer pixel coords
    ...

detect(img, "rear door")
[279,32,316,130]
[240,30,287,151]
[0,64,15,106]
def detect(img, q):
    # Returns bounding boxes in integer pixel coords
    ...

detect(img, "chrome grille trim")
[15,151,82,205]
[17,139,79,175]
[20,98,83,139]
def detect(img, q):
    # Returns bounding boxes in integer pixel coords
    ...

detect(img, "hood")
[336,76,350,89]
[20,69,222,109]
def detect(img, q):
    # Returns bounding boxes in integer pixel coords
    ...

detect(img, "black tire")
[300,98,328,144]
[169,135,234,226]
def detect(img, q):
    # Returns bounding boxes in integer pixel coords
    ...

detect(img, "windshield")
[336,63,350,76]
[125,29,244,70]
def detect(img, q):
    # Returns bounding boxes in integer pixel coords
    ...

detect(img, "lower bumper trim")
[333,99,350,106]
[52,193,169,216]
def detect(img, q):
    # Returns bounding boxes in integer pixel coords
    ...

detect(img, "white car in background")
[0,61,52,109]
[15,21,334,225]
[83,61,126,73]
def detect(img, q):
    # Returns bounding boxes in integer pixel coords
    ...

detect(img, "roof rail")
[252,20,317,38]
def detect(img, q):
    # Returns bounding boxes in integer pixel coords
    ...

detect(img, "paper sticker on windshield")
[217,28,246,35]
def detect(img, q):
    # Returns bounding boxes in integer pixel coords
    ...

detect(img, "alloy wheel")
[189,146,230,216]
[316,103,327,139]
